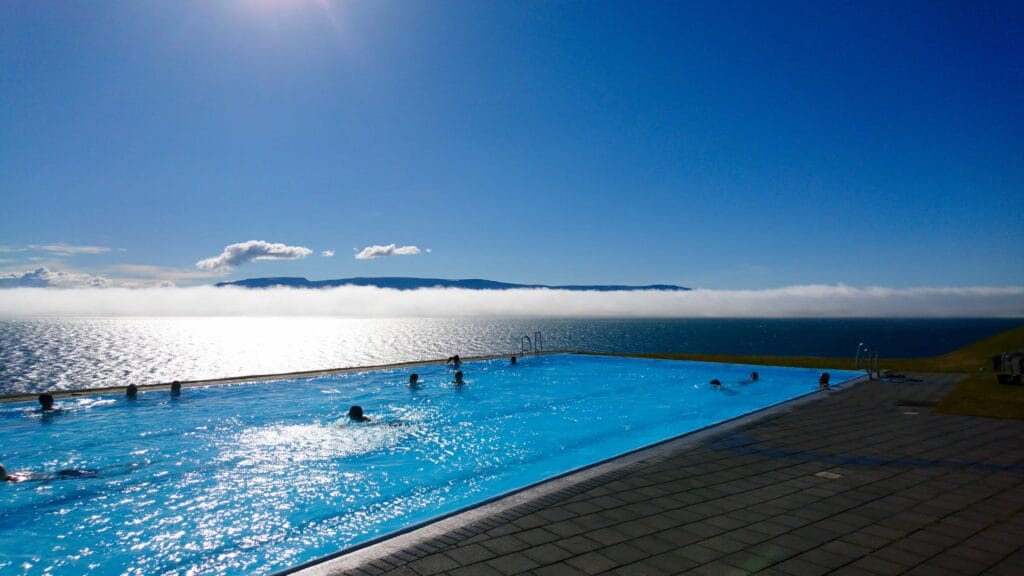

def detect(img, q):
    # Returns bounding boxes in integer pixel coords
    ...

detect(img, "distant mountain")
[216,276,689,291]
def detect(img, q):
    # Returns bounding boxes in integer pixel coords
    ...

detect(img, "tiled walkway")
[295,374,1024,576]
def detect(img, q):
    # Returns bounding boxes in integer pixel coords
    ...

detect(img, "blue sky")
[1,1,1022,289]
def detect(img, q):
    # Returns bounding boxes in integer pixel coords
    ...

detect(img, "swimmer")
[348,405,371,423]
[446,355,462,368]
[751,372,759,381]
[453,371,465,386]
[0,464,34,482]
[710,379,722,388]
[510,355,517,365]
[1,463,97,483]
[819,372,830,389]
[408,373,420,388]
[170,381,182,395]
[126,384,138,398]
[38,393,55,411]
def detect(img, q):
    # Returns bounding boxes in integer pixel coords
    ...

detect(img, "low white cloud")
[196,240,313,271]
[354,244,422,260]
[0,267,112,288]
[0,284,1020,318]
[27,243,112,256]
[321,250,335,257]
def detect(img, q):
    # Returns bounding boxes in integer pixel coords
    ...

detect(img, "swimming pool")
[0,354,860,575]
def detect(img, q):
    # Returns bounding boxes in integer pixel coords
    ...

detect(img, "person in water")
[38,393,55,411]
[453,371,465,386]
[126,384,138,398]
[750,372,759,381]
[446,355,462,368]
[1,463,97,483]
[408,373,420,388]
[170,381,182,395]
[819,372,830,389]
[348,405,371,423]
[710,379,722,388]
[510,355,517,365]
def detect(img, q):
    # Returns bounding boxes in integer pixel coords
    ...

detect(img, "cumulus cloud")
[0,267,112,288]
[196,240,313,271]
[354,244,422,260]
[321,250,335,257]
[0,284,1020,318]
[27,243,112,256]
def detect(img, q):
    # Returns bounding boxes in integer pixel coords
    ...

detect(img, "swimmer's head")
[0,464,7,481]
[409,373,419,385]
[751,372,759,381]
[710,379,722,387]
[511,355,517,365]
[126,384,138,398]
[38,393,54,410]
[348,405,365,421]
[170,381,182,394]
[454,370,464,384]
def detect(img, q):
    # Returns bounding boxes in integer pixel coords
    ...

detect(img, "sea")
[0,317,1019,395]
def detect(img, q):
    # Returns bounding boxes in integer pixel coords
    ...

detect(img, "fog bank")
[1,285,1022,318]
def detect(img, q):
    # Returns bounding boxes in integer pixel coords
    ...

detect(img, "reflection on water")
[0,317,1016,394]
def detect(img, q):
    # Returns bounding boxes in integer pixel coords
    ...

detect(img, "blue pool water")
[0,354,860,575]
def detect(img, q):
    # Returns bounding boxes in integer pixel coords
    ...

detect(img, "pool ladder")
[855,342,880,379]
[521,331,543,355]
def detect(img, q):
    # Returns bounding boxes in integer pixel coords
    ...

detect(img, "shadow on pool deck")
[289,373,1024,576]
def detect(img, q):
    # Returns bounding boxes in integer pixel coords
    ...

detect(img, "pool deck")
[292,373,1024,576]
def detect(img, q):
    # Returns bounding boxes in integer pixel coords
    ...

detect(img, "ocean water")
[0,354,861,576]
[0,317,1017,395]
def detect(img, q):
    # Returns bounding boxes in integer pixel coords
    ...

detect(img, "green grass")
[613,323,1024,419]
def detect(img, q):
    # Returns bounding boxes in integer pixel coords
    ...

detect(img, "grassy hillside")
[621,323,1024,419]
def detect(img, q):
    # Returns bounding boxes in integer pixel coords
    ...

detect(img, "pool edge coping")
[275,371,870,576]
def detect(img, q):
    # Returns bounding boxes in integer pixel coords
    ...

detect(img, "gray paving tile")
[564,551,619,574]
[532,562,590,576]
[700,534,747,554]
[772,557,834,576]
[487,552,542,575]
[554,535,603,555]
[522,543,575,566]
[926,551,992,575]
[481,535,532,556]
[686,560,747,576]
[846,554,911,575]
[445,543,497,565]
[406,553,460,575]
[640,551,699,574]
[674,543,722,565]
[519,528,562,546]
[599,542,650,565]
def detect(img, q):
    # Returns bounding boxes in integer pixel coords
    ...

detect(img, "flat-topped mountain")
[216,277,689,291]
